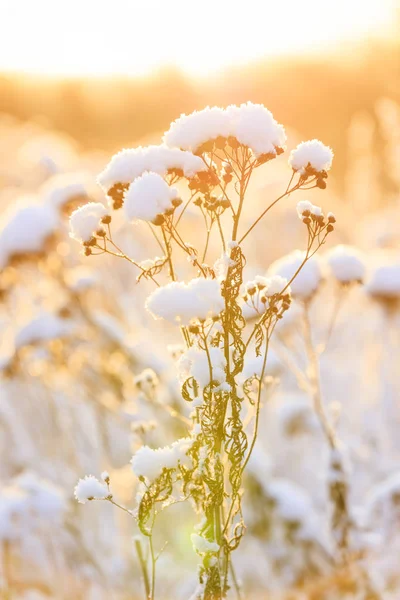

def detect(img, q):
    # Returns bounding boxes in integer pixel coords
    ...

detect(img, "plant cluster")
[72,103,337,600]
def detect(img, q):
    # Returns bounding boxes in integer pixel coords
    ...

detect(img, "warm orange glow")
[0,0,396,77]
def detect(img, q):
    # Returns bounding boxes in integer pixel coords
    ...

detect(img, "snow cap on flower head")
[124,171,180,225]
[146,278,224,325]
[0,201,59,269]
[164,102,286,157]
[69,202,109,243]
[289,140,333,175]
[98,145,206,193]
[269,250,321,299]
[366,262,400,299]
[325,245,366,284]
[131,438,193,482]
[74,476,109,504]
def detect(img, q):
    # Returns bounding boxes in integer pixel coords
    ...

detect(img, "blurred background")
[1,1,400,599]
[0,0,399,191]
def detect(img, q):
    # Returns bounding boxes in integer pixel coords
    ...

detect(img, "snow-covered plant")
[267,243,369,562]
[71,102,335,599]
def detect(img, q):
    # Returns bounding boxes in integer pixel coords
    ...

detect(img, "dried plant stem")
[166,223,208,277]
[303,302,350,559]
[215,214,226,251]
[147,223,166,254]
[149,534,156,600]
[229,561,242,600]
[102,238,160,287]
[319,284,348,354]
[303,302,336,448]
[106,497,134,517]
[174,193,196,227]
[238,179,301,243]
[202,222,212,263]
[161,227,176,281]
[134,538,151,600]
[241,327,271,474]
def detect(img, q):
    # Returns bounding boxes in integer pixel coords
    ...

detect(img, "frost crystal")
[69,202,108,243]
[289,139,333,175]
[74,475,109,504]
[146,278,224,325]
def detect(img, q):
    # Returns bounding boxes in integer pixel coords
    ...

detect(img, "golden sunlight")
[0,0,396,77]
[3,0,400,596]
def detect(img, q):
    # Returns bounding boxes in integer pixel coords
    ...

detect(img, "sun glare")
[0,0,396,77]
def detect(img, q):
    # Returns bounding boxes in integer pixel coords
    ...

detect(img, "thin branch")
[238,177,301,243]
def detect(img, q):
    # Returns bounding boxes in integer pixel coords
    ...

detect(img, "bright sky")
[0,0,396,77]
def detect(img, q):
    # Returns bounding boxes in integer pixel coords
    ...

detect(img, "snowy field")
[0,99,399,600]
